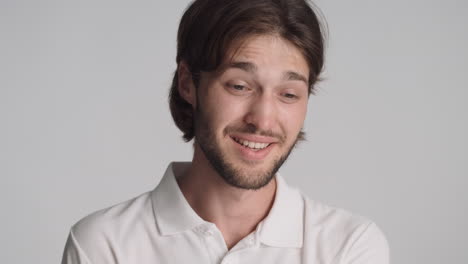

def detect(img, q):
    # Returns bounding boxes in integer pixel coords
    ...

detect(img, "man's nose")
[243,94,277,132]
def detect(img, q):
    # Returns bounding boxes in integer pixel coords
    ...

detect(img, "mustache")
[224,123,286,143]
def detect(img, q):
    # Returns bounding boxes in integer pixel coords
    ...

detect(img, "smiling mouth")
[231,136,272,151]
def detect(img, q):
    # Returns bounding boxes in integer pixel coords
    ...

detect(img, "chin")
[213,156,280,190]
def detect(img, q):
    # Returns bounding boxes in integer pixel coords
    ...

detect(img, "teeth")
[233,137,270,150]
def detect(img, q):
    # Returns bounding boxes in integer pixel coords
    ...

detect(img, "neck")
[177,144,276,249]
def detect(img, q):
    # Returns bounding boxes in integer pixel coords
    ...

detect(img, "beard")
[193,104,304,190]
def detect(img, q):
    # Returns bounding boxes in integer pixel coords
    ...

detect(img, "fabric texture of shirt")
[61,162,390,264]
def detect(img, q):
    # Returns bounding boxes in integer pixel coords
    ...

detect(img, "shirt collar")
[257,173,304,248]
[151,162,205,235]
[151,162,304,248]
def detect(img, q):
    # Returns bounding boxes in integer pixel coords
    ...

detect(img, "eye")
[279,89,302,103]
[283,93,297,99]
[225,81,251,95]
[231,84,245,91]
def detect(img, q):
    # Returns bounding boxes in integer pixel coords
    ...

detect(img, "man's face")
[194,35,309,190]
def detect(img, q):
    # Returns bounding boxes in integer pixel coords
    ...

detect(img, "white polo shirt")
[62,162,389,264]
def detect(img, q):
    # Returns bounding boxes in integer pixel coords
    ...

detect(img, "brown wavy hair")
[169,0,326,142]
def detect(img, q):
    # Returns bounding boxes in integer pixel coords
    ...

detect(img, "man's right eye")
[226,82,249,93]
[232,84,245,90]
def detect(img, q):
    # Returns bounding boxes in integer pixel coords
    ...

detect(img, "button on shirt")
[62,162,389,264]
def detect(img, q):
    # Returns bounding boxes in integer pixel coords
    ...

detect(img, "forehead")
[222,34,310,76]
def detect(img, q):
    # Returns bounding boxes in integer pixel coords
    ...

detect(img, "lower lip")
[230,137,275,161]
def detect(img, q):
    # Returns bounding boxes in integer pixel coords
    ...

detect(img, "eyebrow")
[285,71,308,84]
[227,61,257,73]
[225,61,309,85]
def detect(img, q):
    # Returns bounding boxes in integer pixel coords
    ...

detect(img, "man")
[62,0,389,263]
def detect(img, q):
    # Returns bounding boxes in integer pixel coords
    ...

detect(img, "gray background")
[1,0,467,263]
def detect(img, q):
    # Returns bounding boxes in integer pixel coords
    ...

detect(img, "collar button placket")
[246,236,255,247]
[204,229,213,236]
[200,224,214,236]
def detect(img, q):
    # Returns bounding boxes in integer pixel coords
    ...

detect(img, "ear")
[177,61,197,108]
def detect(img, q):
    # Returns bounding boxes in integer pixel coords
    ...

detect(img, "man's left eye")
[283,93,298,99]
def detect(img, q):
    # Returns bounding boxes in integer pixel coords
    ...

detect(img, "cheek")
[203,93,247,132]
[279,103,307,135]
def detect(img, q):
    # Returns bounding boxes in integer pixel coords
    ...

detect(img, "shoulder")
[303,197,368,231]
[67,191,157,261]
[72,191,154,238]
[302,197,390,264]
